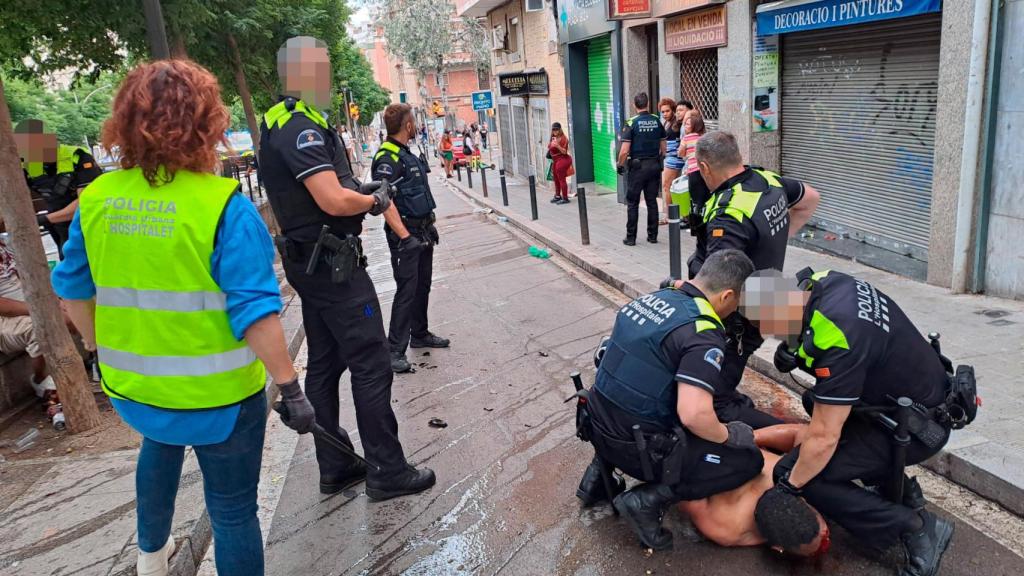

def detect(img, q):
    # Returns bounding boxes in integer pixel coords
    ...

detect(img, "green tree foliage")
[3,72,119,146]
[334,36,390,127]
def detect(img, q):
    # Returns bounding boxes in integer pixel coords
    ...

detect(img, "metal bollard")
[480,166,489,197]
[889,397,913,503]
[668,204,682,279]
[528,175,538,220]
[577,187,590,245]
[456,163,462,182]
[244,167,255,201]
[499,169,509,206]
[467,164,473,189]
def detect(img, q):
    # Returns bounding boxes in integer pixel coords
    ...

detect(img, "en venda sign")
[756,0,940,35]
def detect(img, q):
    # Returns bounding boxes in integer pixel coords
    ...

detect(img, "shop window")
[680,49,719,127]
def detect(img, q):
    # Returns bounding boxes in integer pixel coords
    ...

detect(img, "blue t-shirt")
[52,193,281,446]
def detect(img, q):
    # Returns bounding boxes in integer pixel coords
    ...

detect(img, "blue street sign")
[472,90,494,111]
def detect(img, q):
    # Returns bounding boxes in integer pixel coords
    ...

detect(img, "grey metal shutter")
[512,103,530,177]
[781,14,940,259]
[498,103,514,175]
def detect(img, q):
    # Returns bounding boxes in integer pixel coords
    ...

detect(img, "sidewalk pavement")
[0,268,306,576]
[446,167,1024,517]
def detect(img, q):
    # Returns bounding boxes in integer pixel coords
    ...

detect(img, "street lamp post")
[141,0,170,59]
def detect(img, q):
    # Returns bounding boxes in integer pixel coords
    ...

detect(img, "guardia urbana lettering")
[104,197,178,214]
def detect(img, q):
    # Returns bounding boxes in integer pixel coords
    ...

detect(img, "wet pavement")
[263,172,1024,576]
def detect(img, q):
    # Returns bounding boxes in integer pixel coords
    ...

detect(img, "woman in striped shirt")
[681,110,709,226]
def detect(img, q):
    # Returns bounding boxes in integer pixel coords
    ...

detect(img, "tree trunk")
[0,78,102,433]
[226,33,260,157]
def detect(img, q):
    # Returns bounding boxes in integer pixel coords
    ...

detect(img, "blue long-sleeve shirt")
[52,193,281,446]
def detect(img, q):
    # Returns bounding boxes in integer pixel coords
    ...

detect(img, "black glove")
[427,224,440,246]
[616,164,625,175]
[36,212,50,226]
[277,379,315,434]
[773,340,799,373]
[397,234,425,256]
[724,421,756,450]
[659,277,679,290]
[357,181,392,216]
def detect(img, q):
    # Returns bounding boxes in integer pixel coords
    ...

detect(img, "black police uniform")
[371,138,439,357]
[259,97,409,479]
[620,113,665,243]
[23,148,102,259]
[772,270,951,550]
[586,283,763,500]
[688,167,806,428]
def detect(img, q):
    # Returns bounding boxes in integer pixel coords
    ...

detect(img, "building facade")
[460,0,569,185]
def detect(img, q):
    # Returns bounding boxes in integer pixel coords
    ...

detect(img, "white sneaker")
[137,535,176,576]
[30,375,56,398]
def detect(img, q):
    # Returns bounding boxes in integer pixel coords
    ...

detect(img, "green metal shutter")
[781,14,940,259]
[587,35,617,191]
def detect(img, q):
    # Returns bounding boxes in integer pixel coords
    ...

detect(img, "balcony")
[455,0,508,18]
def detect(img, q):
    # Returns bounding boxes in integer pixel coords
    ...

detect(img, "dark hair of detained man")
[371,103,449,375]
[576,249,765,551]
[743,269,977,576]
[259,35,434,500]
[677,130,820,429]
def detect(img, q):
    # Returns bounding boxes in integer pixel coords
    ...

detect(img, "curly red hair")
[102,60,230,186]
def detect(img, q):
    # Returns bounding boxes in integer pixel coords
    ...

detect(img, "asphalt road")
[263,171,1024,576]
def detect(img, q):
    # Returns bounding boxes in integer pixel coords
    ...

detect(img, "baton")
[272,401,378,471]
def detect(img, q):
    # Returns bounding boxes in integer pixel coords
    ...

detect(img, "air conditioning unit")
[492,25,507,52]
[525,0,544,12]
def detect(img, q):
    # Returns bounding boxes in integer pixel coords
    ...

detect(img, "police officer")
[745,269,967,576]
[576,249,764,551]
[259,36,434,500]
[371,103,450,374]
[674,131,820,428]
[14,119,103,259]
[616,92,665,246]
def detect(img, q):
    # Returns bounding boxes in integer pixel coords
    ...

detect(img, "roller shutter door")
[587,34,617,191]
[781,14,940,257]
[512,103,529,178]
[498,102,514,176]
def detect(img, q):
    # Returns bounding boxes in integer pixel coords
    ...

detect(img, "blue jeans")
[136,392,267,576]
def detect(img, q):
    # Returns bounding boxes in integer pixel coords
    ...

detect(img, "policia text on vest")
[259,92,435,498]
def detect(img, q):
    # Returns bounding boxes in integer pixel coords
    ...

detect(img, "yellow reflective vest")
[79,167,265,409]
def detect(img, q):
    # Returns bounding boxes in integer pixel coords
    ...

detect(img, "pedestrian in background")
[340,125,355,162]
[480,123,488,149]
[548,122,573,204]
[53,59,314,576]
[660,102,685,225]
[678,99,695,123]
[682,111,709,225]
[658,97,676,131]
[440,130,454,178]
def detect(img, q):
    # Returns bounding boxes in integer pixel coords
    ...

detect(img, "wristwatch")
[778,470,803,496]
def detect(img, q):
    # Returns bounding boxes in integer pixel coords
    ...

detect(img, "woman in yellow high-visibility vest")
[53,60,315,576]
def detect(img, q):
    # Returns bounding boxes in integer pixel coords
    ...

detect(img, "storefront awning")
[756,0,941,36]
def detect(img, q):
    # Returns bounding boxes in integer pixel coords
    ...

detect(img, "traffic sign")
[472,90,494,111]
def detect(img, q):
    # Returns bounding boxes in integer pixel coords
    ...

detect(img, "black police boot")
[390,352,412,373]
[622,237,636,246]
[576,459,625,507]
[903,476,926,511]
[320,459,368,495]
[410,332,450,349]
[366,465,437,501]
[647,236,658,244]
[613,483,675,551]
[899,510,954,576]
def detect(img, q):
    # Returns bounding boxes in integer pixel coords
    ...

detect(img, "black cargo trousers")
[625,157,662,242]
[281,254,409,480]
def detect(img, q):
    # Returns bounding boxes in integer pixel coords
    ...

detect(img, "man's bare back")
[678,424,825,552]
